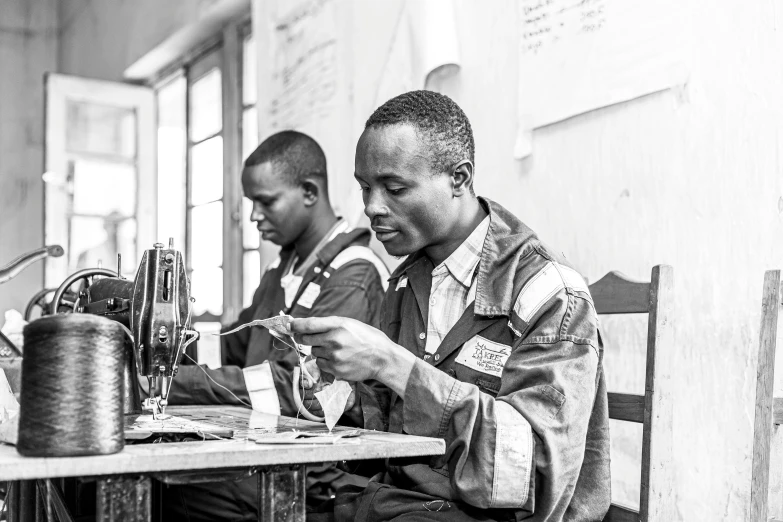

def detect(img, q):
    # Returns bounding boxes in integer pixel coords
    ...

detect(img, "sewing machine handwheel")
[24,288,67,319]
[51,268,119,314]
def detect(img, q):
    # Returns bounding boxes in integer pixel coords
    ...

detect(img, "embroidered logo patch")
[455,335,512,378]
[297,282,321,309]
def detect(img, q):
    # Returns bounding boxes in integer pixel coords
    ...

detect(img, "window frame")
[150,17,253,326]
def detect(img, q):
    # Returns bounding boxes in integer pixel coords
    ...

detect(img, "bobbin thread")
[18,314,126,457]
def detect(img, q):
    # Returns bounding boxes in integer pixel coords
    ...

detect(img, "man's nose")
[250,205,265,222]
[364,191,388,220]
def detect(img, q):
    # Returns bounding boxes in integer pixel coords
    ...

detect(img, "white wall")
[254,1,783,519]
[0,0,57,324]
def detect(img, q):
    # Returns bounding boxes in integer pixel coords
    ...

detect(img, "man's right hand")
[300,358,356,417]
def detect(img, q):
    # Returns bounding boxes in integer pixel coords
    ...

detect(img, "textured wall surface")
[0,0,57,325]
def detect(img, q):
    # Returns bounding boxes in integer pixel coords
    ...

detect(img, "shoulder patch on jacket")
[513,261,591,323]
[329,245,390,290]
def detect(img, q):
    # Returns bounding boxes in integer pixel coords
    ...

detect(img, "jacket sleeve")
[167,364,250,406]
[401,281,601,512]
[166,287,264,406]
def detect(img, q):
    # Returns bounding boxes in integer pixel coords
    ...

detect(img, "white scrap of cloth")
[0,368,19,445]
[314,380,353,431]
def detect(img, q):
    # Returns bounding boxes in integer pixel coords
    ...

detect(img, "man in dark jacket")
[292,92,611,522]
[162,130,388,521]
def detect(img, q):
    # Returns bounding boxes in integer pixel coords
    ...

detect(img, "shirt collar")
[433,216,490,288]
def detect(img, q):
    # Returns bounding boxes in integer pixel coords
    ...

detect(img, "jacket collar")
[389,197,538,317]
[277,226,373,272]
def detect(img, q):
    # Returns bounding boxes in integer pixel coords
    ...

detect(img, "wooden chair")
[750,270,783,521]
[588,265,675,522]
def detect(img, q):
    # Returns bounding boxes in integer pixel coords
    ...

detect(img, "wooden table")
[0,406,445,522]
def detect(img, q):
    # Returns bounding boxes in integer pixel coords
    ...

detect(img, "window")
[155,20,260,361]
[241,29,261,309]
[44,75,155,288]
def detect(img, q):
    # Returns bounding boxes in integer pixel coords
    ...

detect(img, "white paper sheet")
[515,0,690,158]
[314,379,353,432]
[262,0,340,131]
[374,0,462,106]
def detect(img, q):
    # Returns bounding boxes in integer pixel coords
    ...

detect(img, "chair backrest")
[750,270,783,521]
[589,266,675,522]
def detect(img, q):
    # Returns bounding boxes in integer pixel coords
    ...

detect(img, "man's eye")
[386,187,405,195]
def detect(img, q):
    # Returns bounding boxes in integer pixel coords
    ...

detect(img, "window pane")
[190,68,222,142]
[243,250,261,307]
[191,136,223,205]
[72,159,136,216]
[66,100,136,159]
[242,107,258,161]
[190,201,223,269]
[191,267,223,316]
[70,215,135,274]
[243,198,260,249]
[116,218,138,277]
[157,75,187,251]
[243,33,257,106]
[193,321,222,369]
[70,216,107,270]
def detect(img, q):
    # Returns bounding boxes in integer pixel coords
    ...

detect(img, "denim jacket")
[358,198,611,521]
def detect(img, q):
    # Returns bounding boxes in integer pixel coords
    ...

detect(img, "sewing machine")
[50,240,198,419]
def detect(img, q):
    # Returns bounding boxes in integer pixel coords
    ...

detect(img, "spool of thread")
[17,314,126,457]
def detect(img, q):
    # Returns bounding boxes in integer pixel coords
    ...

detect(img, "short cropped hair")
[365,90,475,174]
[244,130,327,186]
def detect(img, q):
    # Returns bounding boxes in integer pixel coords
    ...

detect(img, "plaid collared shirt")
[424,216,490,354]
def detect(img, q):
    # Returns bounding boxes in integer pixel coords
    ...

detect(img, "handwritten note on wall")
[255,0,355,219]
[515,0,690,158]
[267,0,339,131]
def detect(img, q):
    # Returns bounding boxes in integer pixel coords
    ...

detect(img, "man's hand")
[299,358,355,417]
[290,316,417,397]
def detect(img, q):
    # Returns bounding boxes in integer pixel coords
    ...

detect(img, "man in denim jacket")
[292,91,610,522]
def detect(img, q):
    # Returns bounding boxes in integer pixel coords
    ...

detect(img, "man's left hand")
[290,316,417,396]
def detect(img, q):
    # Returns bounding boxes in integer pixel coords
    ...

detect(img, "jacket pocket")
[453,363,502,397]
[476,378,501,396]
[533,384,566,419]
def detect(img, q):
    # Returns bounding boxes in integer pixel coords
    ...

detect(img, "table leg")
[6,480,36,522]
[95,476,151,522]
[258,466,306,522]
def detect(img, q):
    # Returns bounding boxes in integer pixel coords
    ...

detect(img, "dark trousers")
[309,483,507,522]
[161,464,368,522]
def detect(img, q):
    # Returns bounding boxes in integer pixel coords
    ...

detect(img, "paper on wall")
[261,0,341,133]
[355,0,462,233]
[515,0,690,158]
[374,0,462,107]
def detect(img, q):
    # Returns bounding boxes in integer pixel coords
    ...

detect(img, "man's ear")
[301,179,320,207]
[451,160,474,197]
